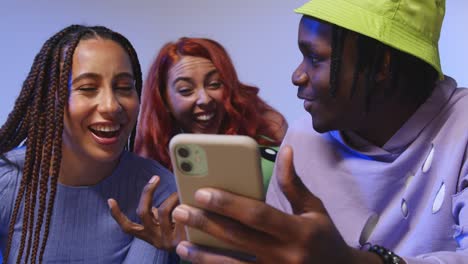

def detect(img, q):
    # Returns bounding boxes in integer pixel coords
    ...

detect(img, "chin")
[192,124,221,134]
[311,118,335,134]
[194,129,218,135]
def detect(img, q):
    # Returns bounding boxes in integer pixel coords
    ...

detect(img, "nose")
[292,63,309,86]
[98,90,122,116]
[196,88,213,106]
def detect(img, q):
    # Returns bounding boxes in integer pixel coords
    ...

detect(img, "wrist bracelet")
[367,244,402,264]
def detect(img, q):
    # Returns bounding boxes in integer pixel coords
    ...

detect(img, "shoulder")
[446,88,468,135]
[1,146,26,169]
[432,78,468,137]
[0,147,26,225]
[437,76,468,116]
[449,87,468,114]
[0,147,25,187]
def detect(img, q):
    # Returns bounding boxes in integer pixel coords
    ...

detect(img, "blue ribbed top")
[0,147,178,263]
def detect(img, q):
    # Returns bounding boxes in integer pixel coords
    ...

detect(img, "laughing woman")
[0,25,177,263]
[137,37,287,186]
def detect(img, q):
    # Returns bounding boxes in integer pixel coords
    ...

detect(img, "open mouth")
[88,124,121,138]
[196,112,215,122]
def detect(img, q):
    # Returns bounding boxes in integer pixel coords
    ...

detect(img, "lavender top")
[267,76,468,264]
[0,148,178,263]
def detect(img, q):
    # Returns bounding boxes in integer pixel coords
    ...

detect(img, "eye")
[299,46,324,67]
[115,86,134,92]
[207,81,222,90]
[309,56,320,64]
[306,54,322,65]
[178,87,194,97]
[77,86,97,92]
[117,86,132,90]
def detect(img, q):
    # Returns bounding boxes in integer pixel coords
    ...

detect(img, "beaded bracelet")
[366,244,402,264]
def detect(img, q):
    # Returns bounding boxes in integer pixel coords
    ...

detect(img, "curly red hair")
[136,37,287,169]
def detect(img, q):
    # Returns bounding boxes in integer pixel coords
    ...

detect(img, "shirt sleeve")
[0,154,22,251]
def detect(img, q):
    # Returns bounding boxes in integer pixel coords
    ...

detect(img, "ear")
[375,49,392,83]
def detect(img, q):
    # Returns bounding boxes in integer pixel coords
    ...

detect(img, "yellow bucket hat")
[295,0,445,79]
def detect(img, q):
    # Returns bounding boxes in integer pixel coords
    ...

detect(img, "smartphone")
[169,134,264,253]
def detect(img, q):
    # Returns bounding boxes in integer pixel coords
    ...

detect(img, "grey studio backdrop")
[0,0,466,125]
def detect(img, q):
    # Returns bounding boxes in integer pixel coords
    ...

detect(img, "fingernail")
[107,199,113,209]
[176,243,189,258]
[149,176,157,184]
[195,190,212,204]
[172,206,189,222]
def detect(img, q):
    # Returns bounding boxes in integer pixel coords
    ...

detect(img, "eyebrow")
[204,69,218,81]
[172,69,219,86]
[113,72,135,81]
[172,77,193,86]
[71,72,134,85]
[71,72,101,85]
[298,41,319,54]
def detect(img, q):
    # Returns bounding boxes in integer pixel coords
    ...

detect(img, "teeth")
[197,113,214,121]
[90,124,120,132]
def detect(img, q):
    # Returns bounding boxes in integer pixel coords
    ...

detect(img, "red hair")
[135,37,287,169]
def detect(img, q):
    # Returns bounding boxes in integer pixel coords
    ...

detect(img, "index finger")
[158,192,179,238]
[136,176,161,227]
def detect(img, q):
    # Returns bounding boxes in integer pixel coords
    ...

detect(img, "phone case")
[169,134,264,253]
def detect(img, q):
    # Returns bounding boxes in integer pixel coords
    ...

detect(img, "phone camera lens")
[180,161,193,172]
[177,147,190,158]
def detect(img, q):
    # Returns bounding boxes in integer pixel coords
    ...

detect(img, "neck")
[58,146,120,186]
[353,98,421,147]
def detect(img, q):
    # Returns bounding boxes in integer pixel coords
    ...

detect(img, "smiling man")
[170,1,468,263]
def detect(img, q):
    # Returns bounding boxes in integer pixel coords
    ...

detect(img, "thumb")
[277,145,323,215]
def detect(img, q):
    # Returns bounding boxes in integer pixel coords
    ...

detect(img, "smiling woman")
[60,38,141,186]
[136,37,288,171]
[165,56,226,135]
[0,25,178,263]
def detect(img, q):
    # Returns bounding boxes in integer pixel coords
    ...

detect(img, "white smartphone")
[169,134,264,254]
